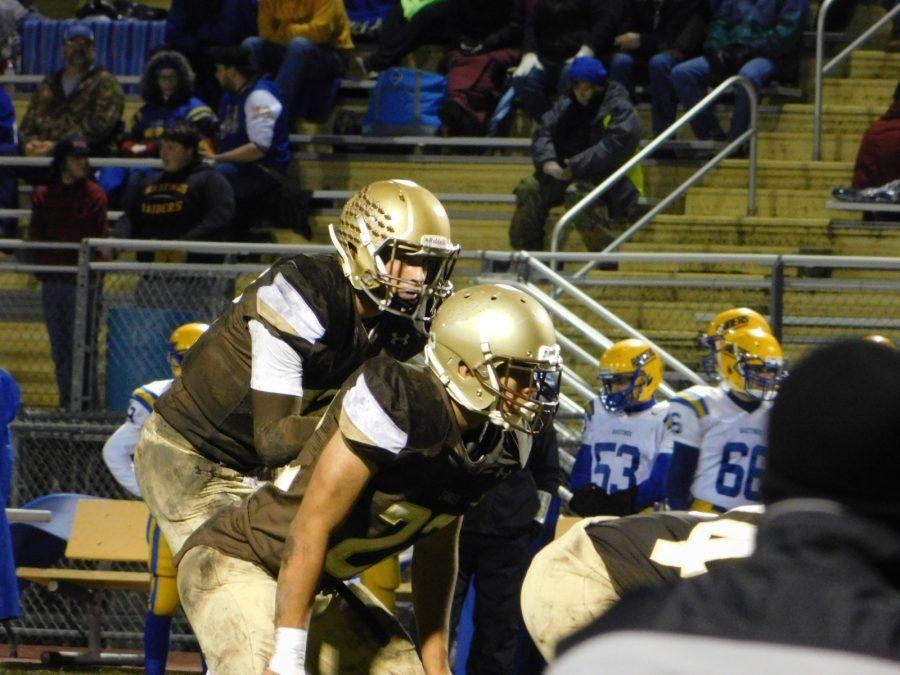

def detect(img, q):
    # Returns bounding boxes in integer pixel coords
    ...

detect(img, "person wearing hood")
[127,50,218,157]
[99,50,219,206]
[115,122,234,260]
[509,56,642,252]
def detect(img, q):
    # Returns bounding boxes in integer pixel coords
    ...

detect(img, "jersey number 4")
[592,443,640,492]
[715,442,766,501]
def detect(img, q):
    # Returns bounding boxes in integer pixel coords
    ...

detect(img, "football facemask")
[475,355,562,435]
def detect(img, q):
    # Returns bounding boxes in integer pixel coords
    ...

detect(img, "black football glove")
[569,484,638,517]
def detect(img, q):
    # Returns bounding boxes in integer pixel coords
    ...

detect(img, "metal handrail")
[520,259,704,388]
[813,0,900,160]
[549,75,759,260]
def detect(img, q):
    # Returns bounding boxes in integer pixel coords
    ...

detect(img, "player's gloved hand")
[266,627,307,675]
[513,52,543,78]
[569,485,637,517]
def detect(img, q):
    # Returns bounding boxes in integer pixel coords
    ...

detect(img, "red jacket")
[852,102,900,189]
[28,178,108,268]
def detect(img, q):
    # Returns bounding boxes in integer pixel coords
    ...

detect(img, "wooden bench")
[16,498,151,666]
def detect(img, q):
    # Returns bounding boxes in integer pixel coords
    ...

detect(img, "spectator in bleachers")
[242,0,353,125]
[99,49,219,207]
[852,82,900,191]
[19,23,124,158]
[512,0,629,121]
[0,83,18,238]
[0,368,21,653]
[27,136,108,409]
[164,0,259,107]
[357,0,451,76]
[669,0,807,141]
[607,0,710,135]
[439,0,525,136]
[114,123,234,256]
[205,45,291,239]
[509,57,642,252]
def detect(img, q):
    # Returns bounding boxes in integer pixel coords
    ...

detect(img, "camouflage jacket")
[20,66,125,153]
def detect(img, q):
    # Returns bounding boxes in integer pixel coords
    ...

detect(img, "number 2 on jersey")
[325,502,455,579]
[715,442,766,501]
[592,442,640,492]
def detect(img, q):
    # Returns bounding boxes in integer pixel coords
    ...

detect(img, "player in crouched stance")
[174,284,563,674]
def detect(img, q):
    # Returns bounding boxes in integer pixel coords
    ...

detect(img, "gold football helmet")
[329,179,460,329]
[701,307,772,377]
[598,339,664,412]
[425,284,562,435]
[718,327,785,401]
[864,335,895,349]
[168,322,209,377]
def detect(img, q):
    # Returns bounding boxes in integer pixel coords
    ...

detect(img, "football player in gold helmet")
[134,180,459,560]
[665,327,786,514]
[700,307,772,378]
[569,339,670,517]
[102,321,208,675]
[174,285,561,675]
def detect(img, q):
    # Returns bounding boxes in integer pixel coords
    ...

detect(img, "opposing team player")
[521,506,762,660]
[552,340,900,670]
[699,306,772,378]
[174,284,562,674]
[665,327,786,512]
[101,322,208,675]
[134,180,459,553]
[568,339,670,516]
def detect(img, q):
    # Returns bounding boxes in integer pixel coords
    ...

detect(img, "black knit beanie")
[762,339,900,529]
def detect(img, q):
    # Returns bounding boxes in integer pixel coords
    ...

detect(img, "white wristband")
[268,627,308,675]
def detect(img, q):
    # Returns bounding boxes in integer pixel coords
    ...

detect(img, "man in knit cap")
[508,56,642,252]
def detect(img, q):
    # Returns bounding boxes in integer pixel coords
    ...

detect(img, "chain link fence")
[9,409,198,651]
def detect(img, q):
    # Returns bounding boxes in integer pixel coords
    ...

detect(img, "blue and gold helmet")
[168,322,209,377]
[719,328,785,401]
[700,307,772,379]
[598,339,663,412]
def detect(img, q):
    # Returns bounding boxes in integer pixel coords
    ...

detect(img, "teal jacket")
[704,0,808,59]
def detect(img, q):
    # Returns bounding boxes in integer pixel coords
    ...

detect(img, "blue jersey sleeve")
[636,452,671,510]
[569,443,593,491]
[665,442,699,510]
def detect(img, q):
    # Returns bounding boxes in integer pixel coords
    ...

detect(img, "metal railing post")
[813,0,835,161]
[770,256,785,343]
[69,240,93,412]
[813,1,900,160]
[549,76,759,265]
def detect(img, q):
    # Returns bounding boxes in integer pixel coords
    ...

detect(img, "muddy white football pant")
[520,518,620,661]
[178,545,425,675]
[134,412,256,555]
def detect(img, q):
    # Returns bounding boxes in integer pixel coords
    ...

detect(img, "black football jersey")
[177,356,524,579]
[585,508,762,595]
[155,254,426,471]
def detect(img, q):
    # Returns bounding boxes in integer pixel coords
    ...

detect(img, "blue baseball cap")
[570,56,608,85]
[65,23,94,42]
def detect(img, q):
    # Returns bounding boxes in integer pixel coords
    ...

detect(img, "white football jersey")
[580,398,670,494]
[102,378,173,497]
[664,385,771,511]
